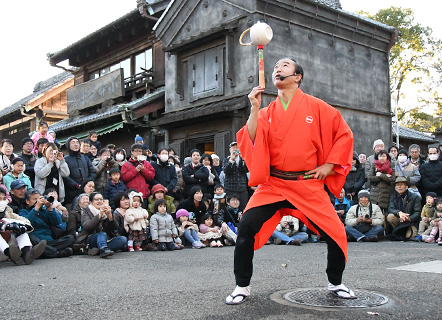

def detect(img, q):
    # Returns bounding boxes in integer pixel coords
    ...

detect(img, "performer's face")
[272,58,301,88]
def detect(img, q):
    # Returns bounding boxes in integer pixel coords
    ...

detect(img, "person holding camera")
[121,144,155,208]
[344,190,384,242]
[0,139,18,176]
[222,142,249,209]
[34,143,70,203]
[18,189,75,258]
[78,192,127,258]
[92,148,119,195]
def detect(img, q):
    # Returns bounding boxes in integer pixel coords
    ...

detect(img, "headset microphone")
[279,73,297,81]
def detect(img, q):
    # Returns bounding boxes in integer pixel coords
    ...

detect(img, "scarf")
[395,191,408,212]
[398,158,410,172]
[375,159,392,174]
[88,204,104,220]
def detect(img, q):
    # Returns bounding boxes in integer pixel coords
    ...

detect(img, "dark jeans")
[234,200,346,287]
[30,234,75,258]
[87,232,127,252]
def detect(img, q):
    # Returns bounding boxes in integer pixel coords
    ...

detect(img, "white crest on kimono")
[306,116,313,123]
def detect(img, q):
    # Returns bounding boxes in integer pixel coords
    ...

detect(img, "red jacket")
[120,158,155,199]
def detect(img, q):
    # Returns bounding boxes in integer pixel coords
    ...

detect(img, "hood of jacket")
[65,136,81,157]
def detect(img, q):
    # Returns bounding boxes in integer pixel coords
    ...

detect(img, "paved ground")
[1,241,440,319]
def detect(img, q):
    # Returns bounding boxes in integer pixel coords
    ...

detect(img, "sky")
[0,0,440,111]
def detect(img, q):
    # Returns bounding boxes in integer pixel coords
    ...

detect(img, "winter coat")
[419,160,442,196]
[147,194,176,219]
[63,137,96,204]
[150,212,177,242]
[92,157,119,194]
[182,163,209,198]
[77,205,119,243]
[344,157,365,196]
[34,157,70,202]
[103,180,127,208]
[113,209,128,237]
[218,205,243,227]
[366,164,395,210]
[345,202,384,227]
[3,172,32,192]
[388,190,422,223]
[124,207,149,233]
[176,197,207,223]
[150,160,178,196]
[120,158,155,199]
[365,154,395,189]
[18,206,62,242]
[394,161,421,187]
[420,204,435,220]
[222,156,249,192]
[0,205,31,225]
[199,166,220,195]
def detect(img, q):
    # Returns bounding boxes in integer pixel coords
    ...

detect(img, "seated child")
[218,194,243,245]
[0,188,46,265]
[175,209,205,249]
[423,197,442,244]
[148,184,176,219]
[212,184,226,216]
[198,213,223,247]
[271,216,308,246]
[150,199,178,251]
[3,158,32,191]
[334,188,351,223]
[104,168,127,210]
[414,192,436,242]
[124,191,149,251]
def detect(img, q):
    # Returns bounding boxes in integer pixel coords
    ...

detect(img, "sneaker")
[273,238,282,245]
[100,247,114,258]
[216,240,224,247]
[134,245,142,251]
[413,235,422,242]
[288,239,302,246]
[198,241,206,248]
[128,246,135,252]
[210,240,217,247]
[22,240,47,264]
[436,237,442,244]
[192,241,202,249]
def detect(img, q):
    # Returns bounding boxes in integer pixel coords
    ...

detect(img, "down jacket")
[120,158,155,199]
[150,212,177,243]
[367,165,395,210]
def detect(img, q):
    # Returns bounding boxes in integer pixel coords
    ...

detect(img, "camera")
[105,157,113,162]
[364,214,370,219]
[44,195,55,203]
[52,150,58,156]
[234,150,240,155]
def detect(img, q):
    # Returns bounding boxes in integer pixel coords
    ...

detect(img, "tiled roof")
[50,88,165,132]
[392,125,437,143]
[310,0,341,9]
[0,72,72,119]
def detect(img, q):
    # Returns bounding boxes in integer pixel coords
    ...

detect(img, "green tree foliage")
[360,7,442,130]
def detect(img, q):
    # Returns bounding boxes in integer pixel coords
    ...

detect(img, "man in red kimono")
[225,58,355,305]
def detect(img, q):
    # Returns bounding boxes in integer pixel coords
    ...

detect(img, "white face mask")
[159,154,169,162]
[429,154,439,161]
[115,154,124,161]
[397,155,407,163]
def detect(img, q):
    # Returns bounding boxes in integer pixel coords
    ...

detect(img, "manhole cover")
[281,288,389,309]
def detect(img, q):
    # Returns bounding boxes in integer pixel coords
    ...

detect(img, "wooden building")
[0,72,72,148]
[47,0,397,160]
[47,1,169,149]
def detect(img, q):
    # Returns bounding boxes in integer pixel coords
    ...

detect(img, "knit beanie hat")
[358,190,370,200]
[372,139,384,150]
[22,137,34,147]
[176,209,190,219]
[151,184,167,195]
[134,134,143,144]
[398,149,408,157]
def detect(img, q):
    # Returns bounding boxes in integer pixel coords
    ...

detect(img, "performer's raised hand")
[248,86,264,110]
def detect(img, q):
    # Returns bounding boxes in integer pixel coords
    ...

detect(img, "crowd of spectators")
[1,122,441,266]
